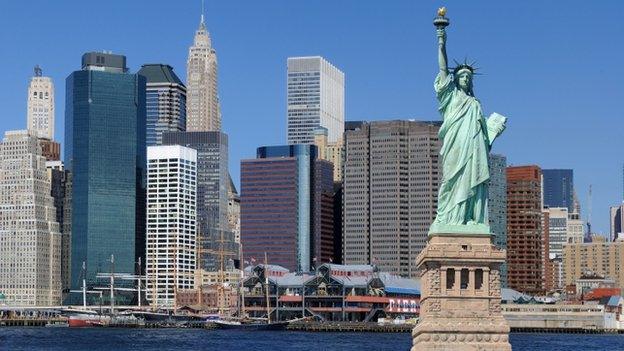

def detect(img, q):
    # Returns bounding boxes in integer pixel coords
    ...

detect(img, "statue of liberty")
[429,8,507,235]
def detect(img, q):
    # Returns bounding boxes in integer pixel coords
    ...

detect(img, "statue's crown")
[452,59,479,76]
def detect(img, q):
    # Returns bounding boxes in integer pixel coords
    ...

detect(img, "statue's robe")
[432,72,490,227]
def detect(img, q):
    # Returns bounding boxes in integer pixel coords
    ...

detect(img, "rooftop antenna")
[585,185,592,242]
[201,0,205,25]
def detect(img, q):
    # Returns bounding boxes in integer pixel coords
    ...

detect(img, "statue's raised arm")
[435,7,449,79]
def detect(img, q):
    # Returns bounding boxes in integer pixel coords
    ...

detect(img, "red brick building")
[506,165,544,294]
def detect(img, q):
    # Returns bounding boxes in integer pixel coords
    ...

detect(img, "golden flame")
[437,7,447,17]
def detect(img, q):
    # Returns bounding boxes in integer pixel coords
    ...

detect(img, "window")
[446,268,455,289]
[475,269,484,290]
[460,269,469,289]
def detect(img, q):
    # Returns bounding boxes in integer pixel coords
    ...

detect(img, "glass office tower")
[65,52,146,294]
[137,64,186,146]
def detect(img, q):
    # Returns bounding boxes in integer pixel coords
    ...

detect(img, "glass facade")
[543,169,574,212]
[162,131,236,271]
[244,145,332,272]
[65,68,146,290]
[137,64,186,147]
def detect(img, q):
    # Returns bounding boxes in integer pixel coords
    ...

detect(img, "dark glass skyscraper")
[137,64,186,146]
[162,131,236,271]
[542,169,574,212]
[66,52,146,290]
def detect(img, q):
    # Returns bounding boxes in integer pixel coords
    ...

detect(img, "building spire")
[200,0,205,28]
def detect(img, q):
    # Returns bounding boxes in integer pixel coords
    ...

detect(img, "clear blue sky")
[0,1,622,234]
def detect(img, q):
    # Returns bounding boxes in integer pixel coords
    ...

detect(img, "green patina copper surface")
[429,11,506,235]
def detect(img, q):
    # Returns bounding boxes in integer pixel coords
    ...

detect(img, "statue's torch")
[433,7,450,29]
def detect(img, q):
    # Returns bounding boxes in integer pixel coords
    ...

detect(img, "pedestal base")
[411,234,512,351]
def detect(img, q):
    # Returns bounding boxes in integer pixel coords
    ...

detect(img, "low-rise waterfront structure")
[240,263,420,322]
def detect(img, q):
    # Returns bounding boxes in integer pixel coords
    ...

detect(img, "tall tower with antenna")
[186,0,221,132]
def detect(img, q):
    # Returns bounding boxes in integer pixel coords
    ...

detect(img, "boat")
[68,314,110,327]
[214,319,289,331]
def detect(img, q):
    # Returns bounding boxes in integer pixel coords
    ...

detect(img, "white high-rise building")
[186,13,221,132]
[546,207,569,259]
[0,130,61,306]
[146,145,197,308]
[27,66,55,140]
[287,56,344,145]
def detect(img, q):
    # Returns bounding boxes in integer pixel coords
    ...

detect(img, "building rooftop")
[138,64,184,86]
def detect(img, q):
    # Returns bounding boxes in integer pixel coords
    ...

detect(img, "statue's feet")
[467,220,476,225]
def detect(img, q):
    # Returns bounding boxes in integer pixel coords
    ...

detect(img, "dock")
[287,321,414,333]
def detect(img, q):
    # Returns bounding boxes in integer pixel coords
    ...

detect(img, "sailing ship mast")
[240,244,246,318]
[264,252,271,324]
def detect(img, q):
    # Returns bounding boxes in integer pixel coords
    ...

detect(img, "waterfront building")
[27,65,55,140]
[563,236,624,289]
[506,165,544,294]
[342,120,441,278]
[186,13,220,132]
[137,64,186,146]
[313,127,343,182]
[162,131,236,271]
[45,161,71,298]
[240,263,420,322]
[0,130,61,306]
[488,153,508,287]
[65,52,146,293]
[240,145,334,272]
[543,169,574,212]
[146,145,197,308]
[609,204,624,241]
[287,56,344,145]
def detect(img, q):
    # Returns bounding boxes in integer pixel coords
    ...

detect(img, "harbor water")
[2,328,624,350]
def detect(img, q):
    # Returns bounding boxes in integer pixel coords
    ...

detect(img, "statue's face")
[457,72,472,92]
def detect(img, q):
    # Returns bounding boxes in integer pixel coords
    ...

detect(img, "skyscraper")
[227,179,241,244]
[137,64,187,146]
[488,154,507,287]
[506,165,543,294]
[186,13,220,132]
[610,204,624,241]
[146,145,197,307]
[45,160,71,298]
[240,145,334,272]
[287,56,344,144]
[313,127,343,182]
[27,65,55,140]
[162,131,236,271]
[342,120,441,278]
[0,130,61,306]
[66,52,146,293]
[542,169,574,212]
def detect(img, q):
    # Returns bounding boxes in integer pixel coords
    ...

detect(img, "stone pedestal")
[412,234,512,351]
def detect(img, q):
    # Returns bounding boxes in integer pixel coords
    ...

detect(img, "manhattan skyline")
[0,0,622,234]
